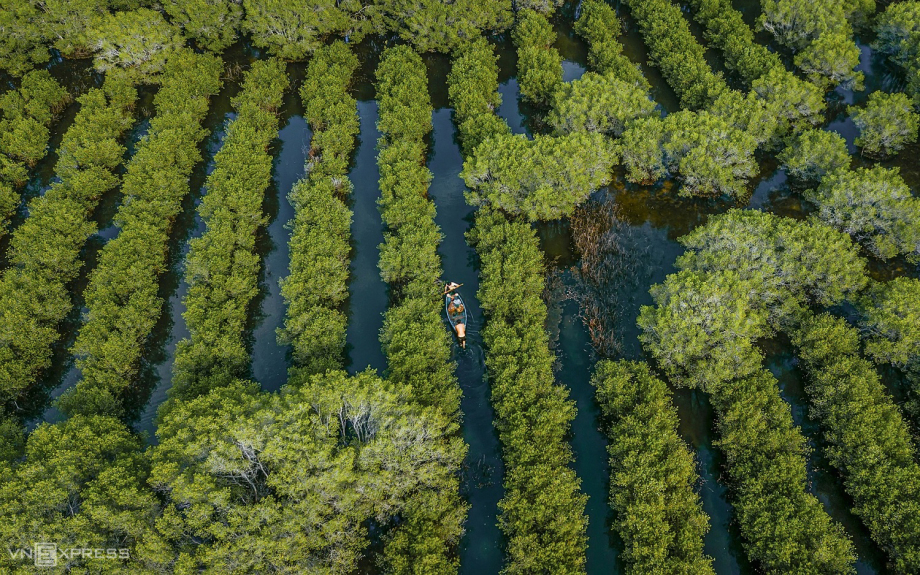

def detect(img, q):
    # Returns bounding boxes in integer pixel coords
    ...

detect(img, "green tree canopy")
[849,91,920,158]
[593,360,715,574]
[151,372,465,573]
[619,110,758,198]
[242,0,358,60]
[856,277,920,373]
[548,71,657,137]
[808,166,920,262]
[793,30,864,91]
[777,128,851,183]
[462,132,616,220]
[0,416,170,573]
[90,8,184,79]
[676,209,868,323]
[162,0,244,52]
[375,0,512,53]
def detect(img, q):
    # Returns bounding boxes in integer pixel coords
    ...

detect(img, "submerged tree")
[162,0,244,52]
[462,132,616,220]
[90,8,184,79]
[809,166,920,262]
[777,128,851,183]
[849,91,920,158]
[548,72,657,137]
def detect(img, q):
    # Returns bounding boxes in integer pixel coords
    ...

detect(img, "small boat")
[444,285,467,348]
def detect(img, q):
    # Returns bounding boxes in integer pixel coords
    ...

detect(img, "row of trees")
[0,69,69,236]
[791,314,920,572]
[592,360,714,574]
[0,72,137,405]
[622,0,838,198]
[658,208,920,571]
[448,40,589,573]
[513,9,562,104]
[573,0,648,88]
[759,0,866,90]
[854,277,920,424]
[277,41,358,379]
[639,210,869,572]
[168,58,289,403]
[373,45,468,574]
[874,1,920,106]
[621,0,728,110]
[686,0,827,142]
[0,0,574,76]
[58,50,224,420]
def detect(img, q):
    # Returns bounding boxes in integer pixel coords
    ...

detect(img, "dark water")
[427,107,505,574]
[345,100,388,376]
[251,111,309,393]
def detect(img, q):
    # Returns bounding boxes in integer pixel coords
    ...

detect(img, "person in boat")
[443,281,461,294]
[448,295,464,315]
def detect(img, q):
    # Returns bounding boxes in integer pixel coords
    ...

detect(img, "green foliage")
[375,47,466,572]
[0,413,24,461]
[751,67,826,138]
[619,110,758,198]
[462,131,616,220]
[0,0,49,76]
[548,71,657,137]
[639,211,868,572]
[513,10,562,104]
[760,0,865,90]
[468,209,588,574]
[513,0,563,14]
[849,91,919,158]
[0,415,170,573]
[759,0,848,50]
[641,210,867,389]
[0,69,69,233]
[622,0,728,109]
[151,371,466,573]
[777,128,851,183]
[709,90,778,148]
[242,0,358,60]
[374,0,512,53]
[447,38,511,156]
[855,277,920,374]
[593,360,714,574]
[709,369,857,573]
[793,31,864,91]
[872,0,920,70]
[574,0,648,87]
[792,314,920,573]
[162,0,243,52]
[676,209,868,323]
[279,42,358,379]
[638,269,769,390]
[0,75,136,405]
[689,0,783,84]
[60,51,223,419]
[808,166,920,262]
[170,59,288,402]
[874,1,920,105]
[36,0,119,57]
[90,8,184,79]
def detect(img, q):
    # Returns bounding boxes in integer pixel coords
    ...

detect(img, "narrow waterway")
[345,99,388,375]
[251,107,310,393]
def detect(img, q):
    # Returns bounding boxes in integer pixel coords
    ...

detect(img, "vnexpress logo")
[7,542,129,567]
[33,542,56,567]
